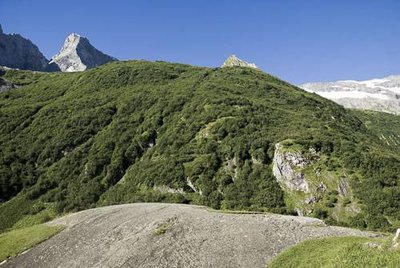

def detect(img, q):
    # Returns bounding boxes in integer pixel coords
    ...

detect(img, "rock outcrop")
[49,33,117,72]
[272,142,318,216]
[272,142,311,193]
[0,77,16,92]
[393,228,400,249]
[301,76,400,114]
[0,24,48,71]
[272,140,363,220]
[221,55,258,69]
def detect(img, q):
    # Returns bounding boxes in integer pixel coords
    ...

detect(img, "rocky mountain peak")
[49,33,116,72]
[65,33,81,45]
[221,55,258,69]
[0,25,48,71]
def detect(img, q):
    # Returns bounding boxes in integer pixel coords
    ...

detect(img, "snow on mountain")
[49,33,117,72]
[301,75,400,114]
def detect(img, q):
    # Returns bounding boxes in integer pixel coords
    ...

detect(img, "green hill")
[0,61,399,232]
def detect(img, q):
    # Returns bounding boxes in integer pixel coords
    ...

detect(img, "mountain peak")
[221,55,258,69]
[0,25,48,71]
[65,33,81,44]
[68,32,81,38]
[49,33,116,72]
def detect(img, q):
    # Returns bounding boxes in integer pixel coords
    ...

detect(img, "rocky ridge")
[221,55,258,69]
[49,33,117,72]
[0,24,48,71]
[0,25,117,73]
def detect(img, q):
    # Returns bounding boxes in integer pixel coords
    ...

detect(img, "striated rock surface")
[0,24,48,71]
[1,203,377,268]
[301,75,400,114]
[49,33,117,72]
[221,55,258,69]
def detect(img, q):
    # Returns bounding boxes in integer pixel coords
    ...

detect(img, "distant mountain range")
[1,24,399,115]
[0,24,116,72]
[301,75,400,114]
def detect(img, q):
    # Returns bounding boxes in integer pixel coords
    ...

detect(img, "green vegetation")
[352,110,400,149]
[269,236,400,268]
[0,224,63,262]
[154,217,176,235]
[0,60,399,232]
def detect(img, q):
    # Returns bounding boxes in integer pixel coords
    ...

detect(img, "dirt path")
[1,203,377,268]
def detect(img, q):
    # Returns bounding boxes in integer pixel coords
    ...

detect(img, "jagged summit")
[0,25,48,71]
[49,33,117,72]
[221,55,258,69]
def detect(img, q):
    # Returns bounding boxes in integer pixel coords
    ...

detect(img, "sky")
[0,0,399,84]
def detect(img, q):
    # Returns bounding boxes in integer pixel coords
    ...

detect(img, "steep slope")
[352,110,400,148]
[1,203,376,268]
[49,33,117,72]
[0,25,48,71]
[0,61,399,232]
[301,75,400,114]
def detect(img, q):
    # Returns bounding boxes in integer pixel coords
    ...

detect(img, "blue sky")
[1,0,399,84]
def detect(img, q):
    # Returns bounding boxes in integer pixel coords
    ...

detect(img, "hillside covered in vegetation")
[0,61,399,232]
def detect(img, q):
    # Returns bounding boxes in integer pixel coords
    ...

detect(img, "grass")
[12,206,58,230]
[154,217,176,235]
[0,224,63,262]
[268,236,400,268]
[207,208,270,215]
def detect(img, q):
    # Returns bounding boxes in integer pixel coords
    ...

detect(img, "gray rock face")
[338,177,350,197]
[0,77,16,92]
[0,25,48,71]
[49,33,117,72]
[272,142,310,193]
[392,228,400,250]
[221,55,258,69]
[1,203,377,268]
[301,75,400,114]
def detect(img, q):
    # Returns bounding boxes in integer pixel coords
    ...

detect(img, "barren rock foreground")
[2,203,376,268]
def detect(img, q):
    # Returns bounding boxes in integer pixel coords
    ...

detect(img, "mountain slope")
[49,33,117,72]
[0,61,399,232]
[0,25,48,71]
[352,110,400,148]
[301,75,400,114]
